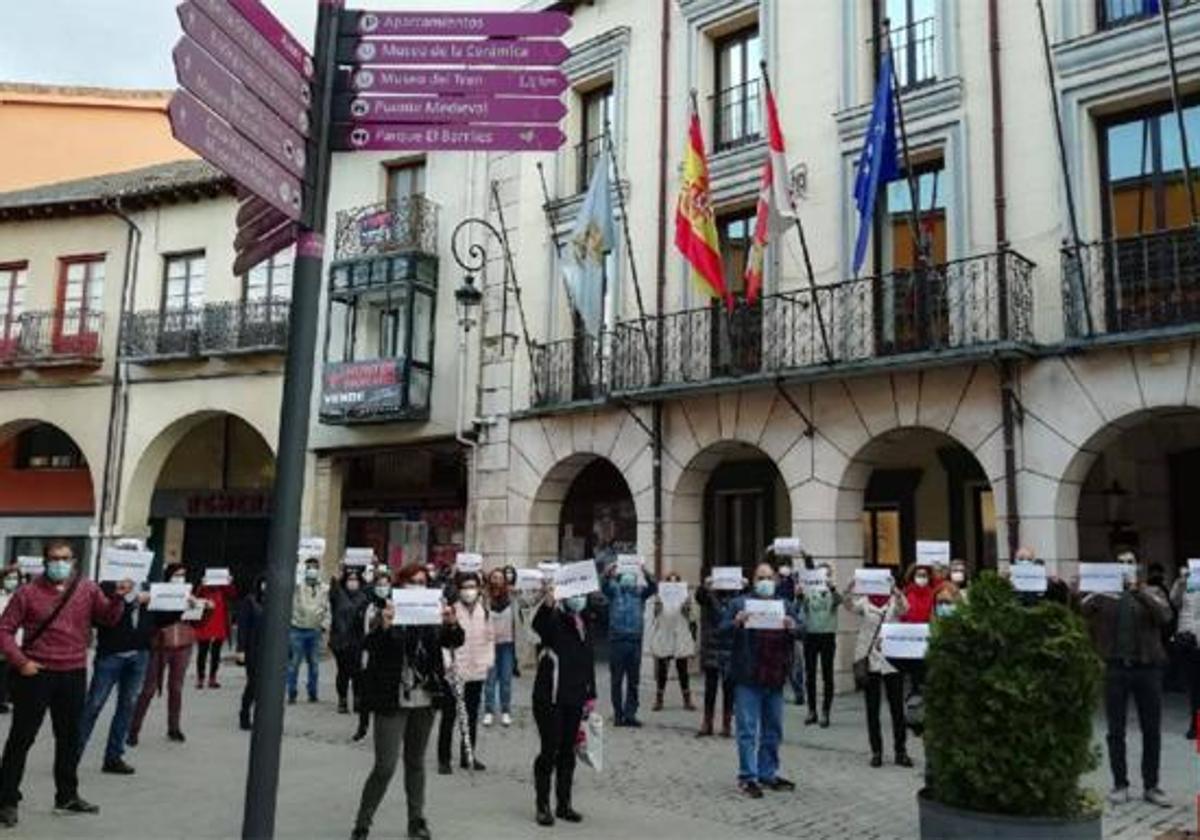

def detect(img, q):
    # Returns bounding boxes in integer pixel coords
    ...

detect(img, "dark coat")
[328,585,368,652]
[694,583,738,672]
[532,603,596,709]
[360,621,464,713]
[721,595,803,689]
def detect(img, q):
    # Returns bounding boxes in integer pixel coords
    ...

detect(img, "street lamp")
[451,235,485,554]
[455,272,483,331]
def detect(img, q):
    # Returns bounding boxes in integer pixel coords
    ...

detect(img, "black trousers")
[1104,663,1162,790]
[702,667,733,720]
[196,640,223,681]
[0,661,9,706]
[333,647,363,707]
[864,671,906,757]
[438,680,483,764]
[533,701,584,809]
[240,657,257,724]
[0,668,86,807]
[654,657,690,695]
[804,633,836,714]
[1184,646,1200,730]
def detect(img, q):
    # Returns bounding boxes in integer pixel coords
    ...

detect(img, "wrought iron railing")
[530,250,1034,407]
[0,310,104,365]
[711,78,762,152]
[874,16,938,90]
[334,195,440,260]
[1097,0,1192,29]
[121,300,290,361]
[1062,227,1200,338]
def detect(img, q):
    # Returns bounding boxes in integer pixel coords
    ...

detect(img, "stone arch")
[0,416,105,508]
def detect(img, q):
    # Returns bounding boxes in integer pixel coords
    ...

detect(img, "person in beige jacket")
[646,573,697,711]
[438,573,494,774]
[288,557,330,704]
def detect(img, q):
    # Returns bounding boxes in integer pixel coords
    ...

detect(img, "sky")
[0,0,525,90]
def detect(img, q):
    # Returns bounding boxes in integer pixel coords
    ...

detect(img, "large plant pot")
[918,789,1101,840]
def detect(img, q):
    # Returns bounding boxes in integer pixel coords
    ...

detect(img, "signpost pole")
[241,2,340,837]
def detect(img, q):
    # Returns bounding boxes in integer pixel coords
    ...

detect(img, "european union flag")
[1144,0,1161,15]
[852,51,900,276]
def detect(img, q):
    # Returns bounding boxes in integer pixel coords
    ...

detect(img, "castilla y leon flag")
[675,102,731,310]
[745,85,796,305]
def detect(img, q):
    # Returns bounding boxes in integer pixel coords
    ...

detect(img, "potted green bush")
[919,572,1104,839]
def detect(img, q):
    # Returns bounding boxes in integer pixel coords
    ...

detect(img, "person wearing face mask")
[694,573,740,737]
[1170,564,1200,739]
[646,572,696,712]
[601,562,657,727]
[0,541,127,826]
[798,564,841,728]
[482,568,516,728]
[1080,549,1173,808]
[501,566,522,679]
[0,568,21,714]
[722,562,802,798]
[902,565,936,623]
[932,583,962,621]
[351,564,463,840]
[775,565,805,707]
[948,560,969,593]
[843,577,912,768]
[77,576,153,774]
[288,557,330,705]
[128,563,201,746]
[236,577,266,731]
[437,573,493,774]
[330,567,370,715]
[193,575,233,690]
[531,581,596,826]
[353,568,395,742]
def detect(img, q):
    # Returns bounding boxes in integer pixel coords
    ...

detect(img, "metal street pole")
[241,1,340,837]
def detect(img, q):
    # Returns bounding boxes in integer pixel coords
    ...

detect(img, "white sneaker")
[482,713,494,727]
[501,712,512,727]
[1107,786,1130,805]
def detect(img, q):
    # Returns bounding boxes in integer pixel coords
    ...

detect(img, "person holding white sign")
[694,573,743,737]
[436,573,493,775]
[329,567,370,716]
[843,580,912,768]
[482,569,517,728]
[646,573,696,712]
[193,574,232,691]
[1170,563,1200,738]
[351,564,463,840]
[601,562,657,727]
[128,564,199,747]
[1079,549,1173,808]
[798,564,841,728]
[721,562,802,798]
[287,557,330,705]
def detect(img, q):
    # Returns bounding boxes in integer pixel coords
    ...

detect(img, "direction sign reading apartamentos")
[343,67,568,97]
[339,10,571,38]
[332,123,565,152]
[340,38,569,67]
[336,95,566,125]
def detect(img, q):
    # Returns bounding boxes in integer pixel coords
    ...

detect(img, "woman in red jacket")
[901,565,935,624]
[194,579,233,689]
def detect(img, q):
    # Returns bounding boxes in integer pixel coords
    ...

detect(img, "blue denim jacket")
[602,575,657,642]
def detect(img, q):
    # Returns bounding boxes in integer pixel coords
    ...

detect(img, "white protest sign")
[771,537,804,557]
[515,567,545,591]
[202,567,231,587]
[554,560,600,599]
[658,582,689,611]
[854,568,894,596]
[744,598,786,629]
[881,622,930,659]
[16,556,43,578]
[148,582,192,612]
[1189,559,1200,593]
[112,538,146,551]
[391,588,444,625]
[616,554,644,570]
[537,561,562,576]
[711,566,744,591]
[916,541,951,568]
[799,567,829,591]
[1010,563,1047,593]
[342,547,375,567]
[455,552,483,573]
[98,547,154,584]
[1079,562,1127,593]
[298,537,326,559]
[181,600,207,621]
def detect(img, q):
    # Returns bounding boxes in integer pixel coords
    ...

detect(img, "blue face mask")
[935,603,956,618]
[565,595,587,613]
[45,560,72,583]
[619,573,637,590]
[754,579,776,598]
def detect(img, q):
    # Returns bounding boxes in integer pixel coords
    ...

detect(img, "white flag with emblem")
[560,155,615,335]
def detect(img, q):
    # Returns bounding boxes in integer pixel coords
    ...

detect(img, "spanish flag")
[675,102,731,310]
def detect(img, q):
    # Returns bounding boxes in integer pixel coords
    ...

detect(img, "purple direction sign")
[337,95,566,125]
[234,220,297,276]
[170,90,302,221]
[237,195,273,226]
[174,38,306,178]
[227,0,314,80]
[340,38,569,67]
[178,2,310,136]
[339,10,571,39]
[192,0,310,105]
[235,205,288,249]
[344,67,567,97]
[333,123,565,152]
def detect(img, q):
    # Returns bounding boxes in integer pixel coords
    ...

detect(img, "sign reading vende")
[321,359,404,416]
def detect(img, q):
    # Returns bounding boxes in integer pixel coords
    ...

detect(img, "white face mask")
[914,575,929,588]
[460,588,479,605]
[950,571,965,584]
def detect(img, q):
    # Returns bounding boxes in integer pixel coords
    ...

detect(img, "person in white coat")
[647,573,697,711]
[844,581,912,768]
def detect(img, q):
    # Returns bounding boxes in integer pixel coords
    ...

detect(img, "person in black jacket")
[76,580,152,773]
[531,584,596,827]
[236,577,266,731]
[351,564,463,840]
[329,567,369,715]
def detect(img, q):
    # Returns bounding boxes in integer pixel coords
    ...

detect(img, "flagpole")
[1035,0,1093,336]
[604,122,656,376]
[881,19,928,267]
[488,180,542,401]
[1158,0,1198,225]
[758,61,833,363]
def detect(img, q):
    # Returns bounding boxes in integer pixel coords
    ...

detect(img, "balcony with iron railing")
[119,299,290,362]
[711,78,762,153]
[529,250,1035,409]
[0,310,104,367]
[1061,226,1200,341]
[334,194,440,262]
[1096,0,1194,30]
[868,16,938,91]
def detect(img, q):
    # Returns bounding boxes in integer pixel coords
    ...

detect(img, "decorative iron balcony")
[120,300,289,362]
[529,249,1034,408]
[1097,0,1192,30]
[711,78,762,153]
[871,16,938,91]
[334,195,439,261]
[1062,227,1200,340]
[0,310,104,367]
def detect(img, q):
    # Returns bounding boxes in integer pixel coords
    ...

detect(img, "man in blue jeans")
[601,562,656,727]
[288,558,329,703]
[77,580,152,774]
[722,561,803,798]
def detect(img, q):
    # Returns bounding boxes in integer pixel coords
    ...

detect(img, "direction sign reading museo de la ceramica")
[332,8,570,153]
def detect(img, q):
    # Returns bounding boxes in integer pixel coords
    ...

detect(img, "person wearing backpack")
[0,540,127,827]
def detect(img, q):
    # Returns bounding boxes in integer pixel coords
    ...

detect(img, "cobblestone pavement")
[0,658,1195,838]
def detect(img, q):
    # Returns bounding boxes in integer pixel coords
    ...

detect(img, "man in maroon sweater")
[0,540,125,827]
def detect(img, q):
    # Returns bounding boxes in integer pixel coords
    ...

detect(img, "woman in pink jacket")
[437,572,493,774]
